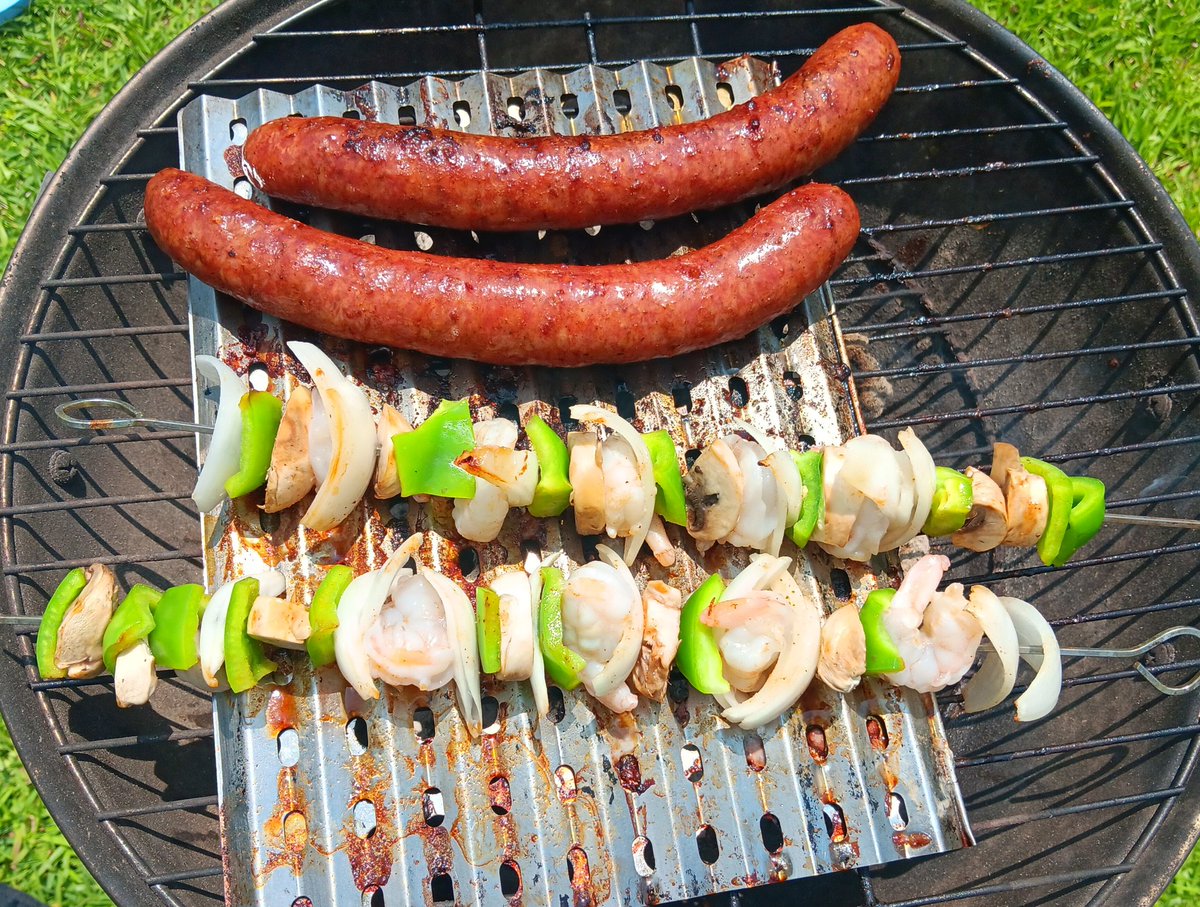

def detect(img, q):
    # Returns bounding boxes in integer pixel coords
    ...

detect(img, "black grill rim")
[0,0,1197,905]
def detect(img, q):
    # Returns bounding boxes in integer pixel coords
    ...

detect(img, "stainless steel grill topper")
[180,58,971,906]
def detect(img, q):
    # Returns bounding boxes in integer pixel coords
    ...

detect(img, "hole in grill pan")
[342,108,361,119]
[430,873,455,903]
[696,825,720,864]
[497,400,520,423]
[276,728,299,767]
[888,792,910,830]
[745,733,767,772]
[413,706,435,741]
[665,84,683,111]
[233,177,253,199]
[364,888,385,907]
[796,433,816,449]
[248,361,270,390]
[823,802,848,843]
[561,93,579,119]
[458,547,480,581]
[680,743,704,782]
[671,381,693,412]
[481,695,501,734]
[292,899,313,907]
[830,569,852,601]
[760,813,784,853]
[499,860,522,896]
[547,686,566,723]
[729,375,750,408]
[228,117,247,144]
[782,370,803,401]
[866,715,889,750]
[489,775,512,815]
[684,447,701,469]
[397,104,416,126]
[633,835,656,876]
[346,717,368,755]
[506,96,526,120]
[520,538,541,560]
[352,800,377,839]
[613,89,632,114]
[423,788,445,827]
[715,81,735,109]
[554,765,578,803]
[284,810,308,849]
[615,380,636,419]
[452,100,471,129]
[557,395,578,429]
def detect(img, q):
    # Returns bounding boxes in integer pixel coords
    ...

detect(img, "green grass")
[0,0,1197,905]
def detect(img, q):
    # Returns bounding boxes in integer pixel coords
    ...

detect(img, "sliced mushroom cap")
[248,595,311,650]
[373,403,412,500]
[113,639,158,708]
[951,466,1008,552]
[264,385,317,513]
[817,604,866,693]
[990,442,1049,547]
[568,431,605,536]
[54,564,118,679]
[630,581,682,702]
[684,438,745,543]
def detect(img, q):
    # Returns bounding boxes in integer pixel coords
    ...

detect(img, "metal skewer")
[55,398,212,434]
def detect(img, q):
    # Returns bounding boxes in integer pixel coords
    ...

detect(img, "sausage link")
[241,23,898,231]
[144,169,859,367]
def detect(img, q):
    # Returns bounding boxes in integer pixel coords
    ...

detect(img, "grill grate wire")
[0,1,1196,906]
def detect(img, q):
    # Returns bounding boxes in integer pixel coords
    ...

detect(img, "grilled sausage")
[144,168,859,367]
[240,23,898,231]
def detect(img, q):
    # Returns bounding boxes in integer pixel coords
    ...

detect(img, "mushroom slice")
[54,564,118,679]
[264,385,317,513]
[114,640,158,708]
[818,604,866,693]
[373,403,413,500]
[991,442,1049,548]
[684,438,745,544]
[568,431,605,536]
[248,595,311,650]
[630,581,682,702]
[951,467,1008,552]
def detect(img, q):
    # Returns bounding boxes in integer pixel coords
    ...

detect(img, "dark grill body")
[0,1,1197,906]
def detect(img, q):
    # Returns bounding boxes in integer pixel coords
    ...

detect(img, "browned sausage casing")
[240,23,898,231]
[145,169,859,367]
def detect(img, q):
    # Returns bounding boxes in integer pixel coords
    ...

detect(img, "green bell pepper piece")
[1052,476,1106,566]
[477,587,503,675]
[861,588,905,674]
[677,573,731,696]
[224,577,277,694]
[35,568,88,680]
[787,450,824,548]
[525,414,572,518]
[306,565,352,668]
[225,390,284,498]
[643,430,688,527]
[1022,457,1073,567]
[149,584,206,671]
[392,399,476,499]
[922,467,974,537]
[537,567,585,690]
[102,584,161,674]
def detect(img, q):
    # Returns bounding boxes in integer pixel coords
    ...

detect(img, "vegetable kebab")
[32,543,1072,731]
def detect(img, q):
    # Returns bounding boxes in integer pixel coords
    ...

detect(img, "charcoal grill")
[1,0,1198,905]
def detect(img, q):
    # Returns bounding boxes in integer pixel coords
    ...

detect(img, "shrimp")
[721,437,781,552]
[452,418,519,542]
[883,554,982,693]
[703,591,792,692]
[365,573,456,690]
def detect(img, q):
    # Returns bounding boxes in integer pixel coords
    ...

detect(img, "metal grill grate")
[0,1,1197,906]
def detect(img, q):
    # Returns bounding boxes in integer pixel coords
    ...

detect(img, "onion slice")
[589,544,645,697]
[288,342,376,531]
[526,552,550,718]
[192,356,248,513]
[896,428,936,545]
[570,405,655,566]
[199,569,285,689]
[720,558,822,729]
[998,596,1062,722]
[962,585,1019,713]
[421,568,483,736]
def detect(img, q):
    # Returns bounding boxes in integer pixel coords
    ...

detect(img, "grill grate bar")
[185,46,969,89]
[254,5,908,39]
[21,324,187,342]
[3,549,203,576]
[136,126,177,138]
[1043,431,1200,463]
[58,727,214,755]
[848,289,1185,334]
[7,377,191,399]
[953,540,1200,586]
[839,154,1099,187]
[0,431,193,455]
[145,868,223,887]
[860,199,1135,234]
[831,242,1162,288]
[859,120,1067,144]
[1050,597,1200,627]
[868,382,1200,430]
[956,725,1200,769]
[97,795,218,822]
[40,273,185,289]
[877,864,1134,907]
[970,787,1186,835]
[1110,489,1200,509]
[856,336,1200,380]
[0,491,192,518]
